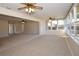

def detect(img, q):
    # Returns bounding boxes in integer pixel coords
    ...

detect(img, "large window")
[64,4,79,44]
[70,9,75,34]
[75,4,79,36]
[51,20,57,30]
[48,19,64,30]
[77,4,79,19]
[58,20,64,29]
[65,4,79,37]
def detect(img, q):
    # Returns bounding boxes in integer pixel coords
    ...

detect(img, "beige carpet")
[0,31,72,56]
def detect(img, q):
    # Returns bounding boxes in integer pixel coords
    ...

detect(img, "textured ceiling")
[0,3,72,20]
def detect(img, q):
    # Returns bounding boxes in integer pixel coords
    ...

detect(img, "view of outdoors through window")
[48,20,64,30]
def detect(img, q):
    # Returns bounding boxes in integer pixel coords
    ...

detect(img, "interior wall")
[0,20,8,37]
[39,20,47,35]
[24,21,39,34]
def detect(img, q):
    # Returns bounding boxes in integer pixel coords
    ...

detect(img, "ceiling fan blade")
[49,17,55,20]
[32,6,43,10]
[21,3,28,5]
[29,3,37,5]
[21,3,36,6]
[18,7,27,10]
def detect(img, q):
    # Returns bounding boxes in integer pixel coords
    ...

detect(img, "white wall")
[0,20,8,37]
[24,21,39,34]
[39,20,47,35]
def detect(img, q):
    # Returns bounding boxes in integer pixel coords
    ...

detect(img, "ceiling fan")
[18,20,27,23]
[49,17,55,20]
[18,3,43,14]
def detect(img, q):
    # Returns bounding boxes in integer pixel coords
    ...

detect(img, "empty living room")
[0,0,79,59]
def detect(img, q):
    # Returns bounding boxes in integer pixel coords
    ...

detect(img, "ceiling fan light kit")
[18,3,43,14]
[21,20,26,23]
[25,8,35,13]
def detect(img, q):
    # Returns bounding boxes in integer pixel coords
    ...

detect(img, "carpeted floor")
[0,30,72,56]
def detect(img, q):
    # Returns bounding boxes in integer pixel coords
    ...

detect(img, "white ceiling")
[0,3,72,20]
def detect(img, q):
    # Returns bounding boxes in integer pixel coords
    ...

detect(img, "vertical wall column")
[51,20,52,30]
[22,23,25,33]
[56,19,58,30]
[69,12,72,33]
[73,5,77,36]
[46,20,48,31]
[39,20,46,34]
